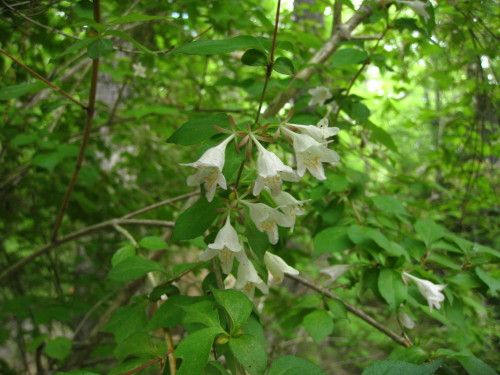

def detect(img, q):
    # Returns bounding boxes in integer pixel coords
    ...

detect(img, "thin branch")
[113,224,139,248]
[263,1,375,118]
[50,0,101,242]
[0,219,174,284]
[332,0,343,35]
[332,9,399,123]
[286,273,412,347]
[254,0,281,125]
[0,48,87,109]
[1,0,81,39]
[122,191,199,219]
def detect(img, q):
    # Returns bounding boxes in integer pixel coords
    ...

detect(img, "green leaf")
[273,57,294,75]
[44,337,72,361]
[365,122,399,152]
[55,37,97,59]
[108,14,170,25]
[302,310,333,344]
[241,49,268,66]
[55,371,100,375]
[32,152,60,172]
[378,269,407,312]
[102,302,147,342]
[105,29,154,54]
[172,197,222,241]
[212,288,253,331]
[475,267,500,295]
[111,245,136,266]
[123,105,179,118]
[108,255,166,282]
[173,35,266,55]
[147,295,196,330]
[366,230,407,257]
[205,361,231,375]
[87,38,113,58]
[389,346,428,364]
[326,299,347,319]
[314,226,353,257]
[113,331,156,361]
[107,359,151,375]
[371,195,408,216]
[176,327,223,375]
[362,358,444,375]
[229,334,267,375]
[139,236,168,250]
[268,355,327,375]
[455,354,498,375]
[181,301,222,329]
[0,82,47,100]
[167,113,228,145]
[331,48,368,67]
[414,219,445,248]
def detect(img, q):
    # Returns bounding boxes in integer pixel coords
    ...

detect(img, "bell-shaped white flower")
[308,86,332,107]
[234,260,268,299]
[398,312,416,330]
[397,1,430,22]
[243,202,293,245]
[264,251,299,284]
[281,127,339,180]
[252,138,299,196]
[403,272,446,312]
[181,135,234,202]
[287,118,340,145]
[272,191,307,232]
[199,216,244,274]
[320,264,350,284]
[132,62,147,78]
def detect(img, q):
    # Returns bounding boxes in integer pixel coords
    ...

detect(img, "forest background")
[0,0,498,375]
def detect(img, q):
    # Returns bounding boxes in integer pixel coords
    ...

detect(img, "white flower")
[199,216,245,274]
[132,62,147,78]
[397,1,430,22]
[234,261,268,299]
[320,264,350,284]
[398,312,416,329]
[181,135,233,202]
[308,86,332,107]
[403,272,446,312]
[252,139,299,196]
[281,127,340,180]
[287,118,340,145]
[272,191,307,232]
[244,202,293,245]
[264,252,299,284]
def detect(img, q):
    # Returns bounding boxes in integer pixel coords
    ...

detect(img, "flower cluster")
[180,111,341,299]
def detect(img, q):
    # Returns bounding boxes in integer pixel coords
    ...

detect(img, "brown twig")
[286,273,412,347]
[50,0,101,242]
[263,1,375,118]
[0,219,174,284]
[0,48,87,109]
[254,0,281,125]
